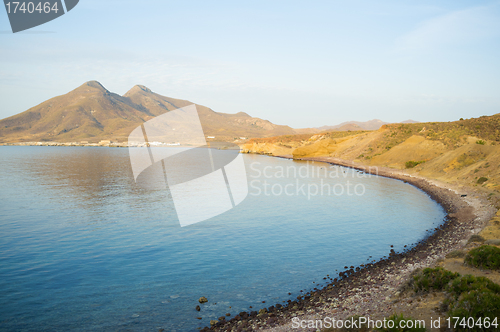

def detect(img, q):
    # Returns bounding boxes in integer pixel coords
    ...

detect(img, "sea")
[0,146,446,331]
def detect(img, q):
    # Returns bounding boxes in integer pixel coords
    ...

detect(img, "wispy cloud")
[395,3,500,52]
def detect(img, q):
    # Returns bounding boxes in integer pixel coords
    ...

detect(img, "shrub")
[444,275,500,331]
[447,290,500,331]
[413,267,460,293]
[446,274,500,297]
[476,140,486,145]
[376,314,427,332]
[465,245,500,270]
[477,177,488,184]
[405,160,425,169]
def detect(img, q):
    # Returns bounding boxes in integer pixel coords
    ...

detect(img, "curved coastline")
[202,155,497,331]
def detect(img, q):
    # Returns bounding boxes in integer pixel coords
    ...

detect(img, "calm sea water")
[0,146,445,331]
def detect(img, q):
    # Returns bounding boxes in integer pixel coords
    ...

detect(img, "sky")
[1,0,500,128]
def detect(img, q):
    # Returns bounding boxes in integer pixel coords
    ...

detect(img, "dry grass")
[241,113,500,207]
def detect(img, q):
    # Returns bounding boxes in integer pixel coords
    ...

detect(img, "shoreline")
[203,155,497,331]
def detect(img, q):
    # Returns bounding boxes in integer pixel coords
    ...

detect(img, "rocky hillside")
[0,81,296,143]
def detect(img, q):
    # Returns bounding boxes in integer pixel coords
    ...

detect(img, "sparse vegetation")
[405,160,425,169]
[248,130,366,146]
[446,289,500,331]
[243,114,500,211]
[457,152,482,168]
[477,177,488,184]
[476,139,486,145]
[409,268,500,332]
[465,245,500,270]
[444,275,500,331]
[412,267,460,293]
[446,274,500,296]
[383,114,500,147]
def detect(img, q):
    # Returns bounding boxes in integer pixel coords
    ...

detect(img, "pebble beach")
[202,156,497,332]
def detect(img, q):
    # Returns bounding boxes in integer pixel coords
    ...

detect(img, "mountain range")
[295,119,419,134]
[0,81,295,143]
[0,81,420,143]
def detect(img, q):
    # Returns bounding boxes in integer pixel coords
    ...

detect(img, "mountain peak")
[0,81,296,143]
[124,85,152,97]
[236,112,251,117]
[81,80,108,92]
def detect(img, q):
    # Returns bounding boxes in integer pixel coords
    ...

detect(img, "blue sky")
[1,0,500,128]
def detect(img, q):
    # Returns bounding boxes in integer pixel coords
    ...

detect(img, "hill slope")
[241,114,500,206]
[0,81,296,143]
[123,84,296,139]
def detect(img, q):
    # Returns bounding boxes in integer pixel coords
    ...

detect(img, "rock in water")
[199,297,208,303]
[195,305,201,311]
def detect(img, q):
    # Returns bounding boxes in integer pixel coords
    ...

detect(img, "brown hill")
[0,81,295,143]
[241,113,500,205]
[123,84,296,140]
